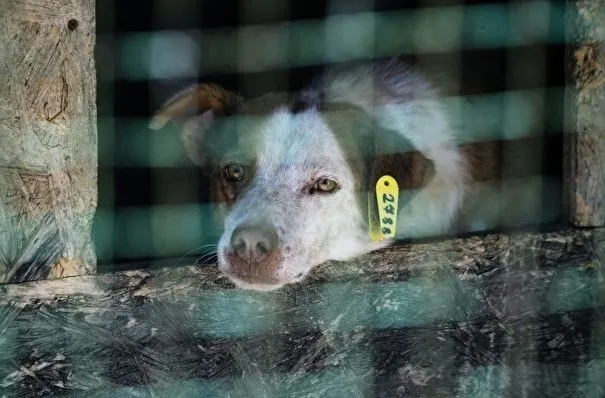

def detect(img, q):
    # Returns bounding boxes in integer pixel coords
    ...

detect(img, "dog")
[149,60,557,291]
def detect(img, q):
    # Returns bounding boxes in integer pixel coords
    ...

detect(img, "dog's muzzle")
[223,223,283,283]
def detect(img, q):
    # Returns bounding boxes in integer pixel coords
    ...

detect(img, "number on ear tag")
[374,175,398,240]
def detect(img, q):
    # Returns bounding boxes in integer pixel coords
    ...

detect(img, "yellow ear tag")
[370,175,399,241]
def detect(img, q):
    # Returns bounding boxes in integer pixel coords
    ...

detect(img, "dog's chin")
[226,276,288,292]
[217,259,308,292]
[220,269,308,291]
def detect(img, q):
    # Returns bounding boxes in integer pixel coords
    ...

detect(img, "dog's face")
[150,85,389,290]
[210,108,387,290]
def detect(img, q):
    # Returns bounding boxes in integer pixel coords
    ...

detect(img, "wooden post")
[0,0,97,283]
[565,0,605,226]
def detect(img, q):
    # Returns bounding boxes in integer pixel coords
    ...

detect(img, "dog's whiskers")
[176,243,218,267]
[194,251,218,266]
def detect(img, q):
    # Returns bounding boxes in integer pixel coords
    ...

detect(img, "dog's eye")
[314,177,339,193]
[223,164,245,181]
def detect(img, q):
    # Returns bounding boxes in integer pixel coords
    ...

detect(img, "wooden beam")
[0,228,603,395]
[565,0,605,226]
[0,0,97,283]
[2,228,603,304]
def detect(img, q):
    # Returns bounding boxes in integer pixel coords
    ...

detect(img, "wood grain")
[565,0,605,226]
[2,227,603,305]
[0,228,602,395]
[0,0,97,283]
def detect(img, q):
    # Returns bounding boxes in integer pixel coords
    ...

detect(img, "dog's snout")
[230,224,279,264]
[224,223,283,285]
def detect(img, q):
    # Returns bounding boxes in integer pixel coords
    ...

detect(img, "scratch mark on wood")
[0,0,78,25]
[46,61,68,122]
[575,43,605,93]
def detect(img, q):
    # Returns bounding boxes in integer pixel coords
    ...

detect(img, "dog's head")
[150,82,434,290]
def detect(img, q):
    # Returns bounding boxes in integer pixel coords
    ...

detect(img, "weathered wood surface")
[0,0,97,283]
[0,228,603,396]
[565,0,605,226]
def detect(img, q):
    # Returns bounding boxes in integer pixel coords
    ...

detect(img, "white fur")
[322,65,469,238]
[209,63,467,290]
[217,107,388,290]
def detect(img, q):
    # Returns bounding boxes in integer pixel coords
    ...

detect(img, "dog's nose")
[230,224,279,264]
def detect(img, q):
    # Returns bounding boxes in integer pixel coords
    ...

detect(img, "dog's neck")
[365,150,435,241]
[364,139,533,241]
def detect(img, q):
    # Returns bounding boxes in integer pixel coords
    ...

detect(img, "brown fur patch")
[460,136,552,184]
[371,152,434,192]
[150,84,241,130]
[461,141,501,183]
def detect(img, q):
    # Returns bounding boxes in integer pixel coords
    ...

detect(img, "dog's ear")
[149,84,241,166]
